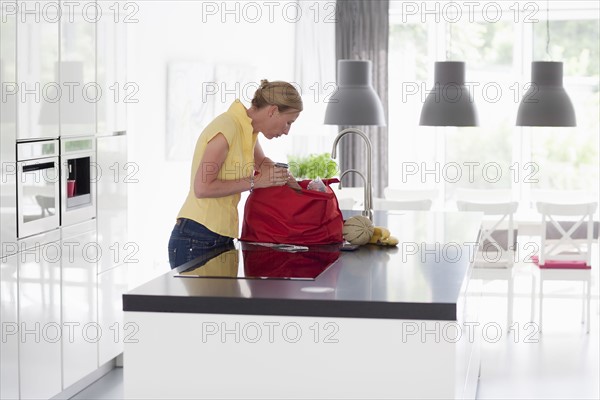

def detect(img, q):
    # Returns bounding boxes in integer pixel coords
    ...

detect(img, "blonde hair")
[251,79,303,112]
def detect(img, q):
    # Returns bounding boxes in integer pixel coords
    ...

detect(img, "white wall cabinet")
[0,2,18,251]
[97,6,128,135]
[0,252,19,400]
[97,132,129,365]
[5,2,128,398]
[61,220,98,388]
[0,32,16,395]
[18,231,62,400]
[16,2,60,140]
[60,0,97,136]
[96,134,128,273]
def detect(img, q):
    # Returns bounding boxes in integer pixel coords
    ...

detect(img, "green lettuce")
[287,153,339,179]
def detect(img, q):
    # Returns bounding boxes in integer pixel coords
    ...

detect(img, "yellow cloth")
[177,100,258,238]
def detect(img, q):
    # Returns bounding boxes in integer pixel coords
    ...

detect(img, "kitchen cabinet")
[97,4,128,134]
[96,132,129,365]
[96,134,128,274]
[1,2,17,251]
[6,2,128,397]
[60,0,96,136]
[61,220,98,388]
[16,1,60,140]
[18,230,62,400]
[0,252,19,400]
[98,263,129,365]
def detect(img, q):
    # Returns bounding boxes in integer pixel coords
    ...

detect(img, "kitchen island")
[123,211,483,399]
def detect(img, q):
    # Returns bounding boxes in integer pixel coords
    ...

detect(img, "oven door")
[17,156,60,238]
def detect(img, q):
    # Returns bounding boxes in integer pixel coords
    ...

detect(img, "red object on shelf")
[67,180,76,198]
[531,255,591,269]
[241,179,344,245]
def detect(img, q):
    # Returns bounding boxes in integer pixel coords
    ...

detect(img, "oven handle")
[22,162,56,173]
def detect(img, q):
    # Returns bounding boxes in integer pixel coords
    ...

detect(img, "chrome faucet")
[338,169,371,219]
[331,128,373,221]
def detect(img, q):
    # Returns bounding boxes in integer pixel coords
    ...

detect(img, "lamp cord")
[546,0,551,59]
[446,21,452,60]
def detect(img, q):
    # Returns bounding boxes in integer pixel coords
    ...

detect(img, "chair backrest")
[536,201,598,266]
[384,188,439,202]
[336,197,356,210]
[373,198,433,211]
[457,200,519,267]
[330,186,364,208]
[455,188,513,203]
[531,190,597,204]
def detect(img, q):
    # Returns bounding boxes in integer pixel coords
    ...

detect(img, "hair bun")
[250,79,303,112]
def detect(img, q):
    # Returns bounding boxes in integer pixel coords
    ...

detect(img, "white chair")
[530,190,598,205]
[331,186,364,210]
[384,187,439,200]
[384,188,438,209]
[456,201,519,268]
[531,201,598,333]
[336,197,356,210]
[455,187,514,205]
[521,191,598,236]
[457,200,519,328]
[373,198,432,211]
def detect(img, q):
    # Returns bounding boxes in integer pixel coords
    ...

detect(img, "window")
[388,21,436,190]
[530,18,600,194]
[388,1,600,210]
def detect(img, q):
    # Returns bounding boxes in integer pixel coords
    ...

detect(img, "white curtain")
[292,1,337,158]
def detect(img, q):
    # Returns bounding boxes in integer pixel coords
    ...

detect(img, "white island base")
[124,312,480,399]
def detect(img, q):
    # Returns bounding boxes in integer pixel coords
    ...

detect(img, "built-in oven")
[60,136,96,227]
[16,140,60,238]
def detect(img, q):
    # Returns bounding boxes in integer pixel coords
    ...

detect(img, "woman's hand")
[285,172,302,191]
[254,161,290,189]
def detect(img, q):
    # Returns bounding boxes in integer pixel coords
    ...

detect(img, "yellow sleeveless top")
[177,100,258,238]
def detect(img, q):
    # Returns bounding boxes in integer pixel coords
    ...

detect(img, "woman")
[168,80,303,269]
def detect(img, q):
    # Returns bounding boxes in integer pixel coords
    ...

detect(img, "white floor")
[70,262,600,400]
[475,263,600,399]
[70,367,124,400]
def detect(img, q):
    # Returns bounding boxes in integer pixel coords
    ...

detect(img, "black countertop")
[123,211,482,320]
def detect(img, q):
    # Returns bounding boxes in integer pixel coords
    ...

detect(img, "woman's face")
[263,107,300,139]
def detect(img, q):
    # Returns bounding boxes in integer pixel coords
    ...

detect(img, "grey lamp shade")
[419,61,478,126]
[324,60,386,126]
[516,61,576,127]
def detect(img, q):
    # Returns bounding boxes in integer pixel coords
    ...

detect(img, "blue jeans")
[168,218,234,269]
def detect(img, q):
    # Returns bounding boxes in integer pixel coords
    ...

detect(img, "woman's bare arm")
[194,134,288,198]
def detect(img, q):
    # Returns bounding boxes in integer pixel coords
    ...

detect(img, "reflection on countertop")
[176,242,341,280]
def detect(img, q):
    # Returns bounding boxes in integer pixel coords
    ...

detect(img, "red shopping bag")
[240,179,344,245]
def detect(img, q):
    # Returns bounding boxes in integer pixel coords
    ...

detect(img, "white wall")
[126,1,297,273]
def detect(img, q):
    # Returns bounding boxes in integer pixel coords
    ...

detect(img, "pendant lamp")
[419,61,478,126]
[516,62,576,127]
[516,1,576,127]
[324,60,386,126]
[324,59,386,221]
